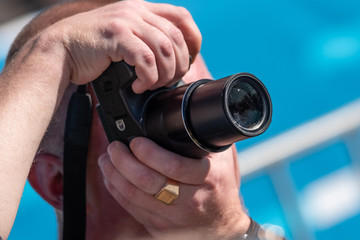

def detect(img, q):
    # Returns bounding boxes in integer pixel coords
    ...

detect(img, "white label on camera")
[116,119,126,131]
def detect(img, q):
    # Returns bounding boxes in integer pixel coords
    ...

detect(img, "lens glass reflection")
[228,81,264,129]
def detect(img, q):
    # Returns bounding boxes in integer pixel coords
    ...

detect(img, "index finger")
[142,2,202,61]
[129,137,210,184]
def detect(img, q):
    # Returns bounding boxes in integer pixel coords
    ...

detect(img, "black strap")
[63,85,92,240]
[241,218,261,240]
[241,218,286,240]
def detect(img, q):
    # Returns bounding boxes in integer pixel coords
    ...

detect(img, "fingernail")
[98,153,108,168]
[129,137,141,151]
[107,141,121,154]
[108,141,129,156]
[132,80,145,94]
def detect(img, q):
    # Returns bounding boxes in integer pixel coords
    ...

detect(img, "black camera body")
[91,61,272,158]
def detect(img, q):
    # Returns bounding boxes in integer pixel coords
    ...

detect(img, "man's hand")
[98,137,250,239]
[49,0,201,93]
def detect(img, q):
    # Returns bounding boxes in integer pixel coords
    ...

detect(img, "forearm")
[0,31,68,238]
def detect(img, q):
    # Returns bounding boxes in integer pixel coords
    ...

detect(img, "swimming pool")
[3,0,360,239]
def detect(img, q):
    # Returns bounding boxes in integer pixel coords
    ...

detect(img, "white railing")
[238,98,360,176]
[237,98,360,240]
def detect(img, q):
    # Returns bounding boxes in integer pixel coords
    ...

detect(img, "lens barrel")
[188,73,271,148]
[144,73,272,158]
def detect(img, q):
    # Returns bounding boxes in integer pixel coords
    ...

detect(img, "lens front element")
[228,81,264,130]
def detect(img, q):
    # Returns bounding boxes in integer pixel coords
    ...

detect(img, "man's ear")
[28,153,63,210]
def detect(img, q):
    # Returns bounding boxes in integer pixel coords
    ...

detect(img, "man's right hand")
[46,0,202,93]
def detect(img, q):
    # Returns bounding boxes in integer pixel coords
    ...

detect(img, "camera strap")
[63,85,92,240]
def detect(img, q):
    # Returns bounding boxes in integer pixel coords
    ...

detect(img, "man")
[0,0,276,239]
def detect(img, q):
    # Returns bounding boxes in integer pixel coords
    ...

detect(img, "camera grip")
[91,61,145,144]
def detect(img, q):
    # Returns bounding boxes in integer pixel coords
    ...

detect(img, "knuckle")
[104,180,117,196]
[101,159,116,179]
[187,194,206,214]
[203,174,220,192]
[158,66,176,86]
[118,194,131,209]
[176,6,192,20]
[187,182,216,212]
[170,27,185,46]
[103,20,127,38]
[123,181,137,199]
[165,159,184,179]
[106,181,132,209]
[137,171,155,192]
[175,59,189,79]
[159,37,174,58]
[141,50,156,67]
[205,180,217,193]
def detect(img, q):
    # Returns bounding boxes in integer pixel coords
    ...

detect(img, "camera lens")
[144,73,272,158]
[228,81,264,130]
[182,73,271,152]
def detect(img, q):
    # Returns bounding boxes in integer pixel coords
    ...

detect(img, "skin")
[0,0,250,239]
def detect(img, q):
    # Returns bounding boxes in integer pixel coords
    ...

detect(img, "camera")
[91,61,272,158]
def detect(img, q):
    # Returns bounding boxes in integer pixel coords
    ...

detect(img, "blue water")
[4,0,360,239]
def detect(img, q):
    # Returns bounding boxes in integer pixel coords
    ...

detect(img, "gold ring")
[154,179,179,205]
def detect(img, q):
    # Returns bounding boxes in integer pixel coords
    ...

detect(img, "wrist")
[212,210,251,240]
[38,26,72,95]
[9,26,71,96]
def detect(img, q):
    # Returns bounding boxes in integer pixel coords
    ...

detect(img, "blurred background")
[1,0,360,239]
